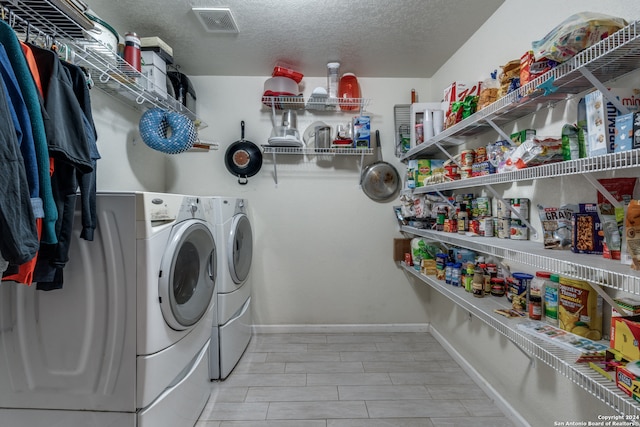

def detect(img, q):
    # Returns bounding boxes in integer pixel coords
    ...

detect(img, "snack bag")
[625,200,640,270]
[532,12,627,63]
[537,204,576,249]
[597,178,637,260]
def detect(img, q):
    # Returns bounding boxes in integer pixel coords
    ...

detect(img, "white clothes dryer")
[0,192,216,427]
[207,197,253,380]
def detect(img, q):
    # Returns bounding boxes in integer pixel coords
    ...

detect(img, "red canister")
[338,73,360,111]
[123,31,141,73]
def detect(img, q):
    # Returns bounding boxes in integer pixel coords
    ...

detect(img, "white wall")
[168,76,432,327]
[424,1,640,425]
[92,75,435,327]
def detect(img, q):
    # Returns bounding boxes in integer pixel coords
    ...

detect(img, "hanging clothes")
[0,20,57,245]
[0,62,38,266]
[28,44,94,290]
[0,43,42,284]
[62,61,99,241]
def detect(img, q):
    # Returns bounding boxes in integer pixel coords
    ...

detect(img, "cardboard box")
[613,297,640,317]
[611,315,640,362]
[141,51,167,99]
[616,365,640,402]
[571,203,603,254]
[634,113,640,150]
[585,88,640,157]
[510,129,536,145]
[393,238,412,262]
[559,277,603,340]
[614,112,635,153]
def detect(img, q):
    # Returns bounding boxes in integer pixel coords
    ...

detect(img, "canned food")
[510,219,528,240]
[479,217,494,237]
[498,218,511,239]
[460,150,475,167]
[475,146,487,163]
[497,198,512,218]
[511,198,529,220]
[469,219,480,235]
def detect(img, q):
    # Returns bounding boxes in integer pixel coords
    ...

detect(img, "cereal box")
[585,88,640,157]
[614,112,635,153]
[571,203,603,254]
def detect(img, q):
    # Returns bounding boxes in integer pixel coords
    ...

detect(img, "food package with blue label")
[585,88,640,157]
[353,116,370,148]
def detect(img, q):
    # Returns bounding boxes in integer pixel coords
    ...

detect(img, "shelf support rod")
[578,68,631,116]
[484,184,538,239]
[582,173,622,209]
[271,151,279,186]
[434,142,465,170]
[503,332,536,366]
[484,117,512,142]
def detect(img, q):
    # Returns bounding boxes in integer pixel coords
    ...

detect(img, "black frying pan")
[225,121,263,185]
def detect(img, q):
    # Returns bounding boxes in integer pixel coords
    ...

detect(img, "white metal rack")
[401,20,640,160]
[398,19,640,418]
[8,0,206,129]
[262,95,371,113]
[261,145,374,185]
[402,226,640,295]
[401,263,640,418]
[260,96,374,184]
[414,150,640,194]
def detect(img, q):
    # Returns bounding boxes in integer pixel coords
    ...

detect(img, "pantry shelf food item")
[532,12,627,63]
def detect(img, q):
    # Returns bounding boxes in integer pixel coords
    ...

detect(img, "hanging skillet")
[225,121,263,185]
[360,130,401,202]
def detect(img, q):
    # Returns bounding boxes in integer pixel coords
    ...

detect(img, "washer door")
[228,213,253,284]
[159,220,216,330]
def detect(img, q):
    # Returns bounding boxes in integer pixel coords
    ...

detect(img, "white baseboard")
[429,325,530,427]
[252,323,430,334]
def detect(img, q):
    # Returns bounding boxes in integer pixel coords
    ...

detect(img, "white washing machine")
[207,197,253,380]
[0,192,216,427]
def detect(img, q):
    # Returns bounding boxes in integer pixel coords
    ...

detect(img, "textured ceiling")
[88,0,504,78]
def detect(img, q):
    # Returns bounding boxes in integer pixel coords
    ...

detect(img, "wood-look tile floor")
[196,332,517,427]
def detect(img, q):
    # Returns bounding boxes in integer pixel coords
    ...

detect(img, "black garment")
[29,46,94,290]
[62,61,99,241]
[0,70,38,266]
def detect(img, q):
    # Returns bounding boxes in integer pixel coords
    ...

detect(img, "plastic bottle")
[327,62,340,99]
[457,203,468,234]
[451,263,462,287]
[544,273,559,325]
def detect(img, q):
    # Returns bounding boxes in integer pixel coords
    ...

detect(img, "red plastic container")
[338,73,360,111]
[272,66,304,83]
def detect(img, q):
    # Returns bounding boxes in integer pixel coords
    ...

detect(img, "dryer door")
[159,220,216,330]
[228,213,253,284]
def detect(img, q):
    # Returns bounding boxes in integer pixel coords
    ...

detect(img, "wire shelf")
[262,96,371,112]
[261,145,373,156]
[401,20,640,160]
[8,0,205,127]
[402,263,640,418]
[413,150,640,193]
[402,226,640,295]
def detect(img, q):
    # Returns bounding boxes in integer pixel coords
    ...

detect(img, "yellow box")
[558,276,603,340]
[616,365,640,402]
[611,315,640,362]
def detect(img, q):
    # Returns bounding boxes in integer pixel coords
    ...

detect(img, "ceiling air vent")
[192,7,239,33]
